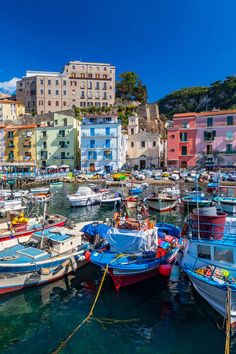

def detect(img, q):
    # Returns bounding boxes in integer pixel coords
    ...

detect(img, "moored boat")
[67,186,103,207]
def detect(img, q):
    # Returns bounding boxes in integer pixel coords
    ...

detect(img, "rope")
[52,264,109,354]
[225,286,231,354]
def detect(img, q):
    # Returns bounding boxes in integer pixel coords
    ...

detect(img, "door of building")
[90,163,95,172]
[181,161,187,169]
[140,160,146,169]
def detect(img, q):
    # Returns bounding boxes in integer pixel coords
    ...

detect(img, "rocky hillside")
[158,76,236,118]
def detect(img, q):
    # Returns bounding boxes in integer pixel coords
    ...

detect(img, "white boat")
[170,173,180,181]
[181,208,236,325]
[147,198,178,212]
[0,199,23,210]
[67,186,103,207]
[100,194,121,208]
[31,187,50,194]
[0,190,29,199]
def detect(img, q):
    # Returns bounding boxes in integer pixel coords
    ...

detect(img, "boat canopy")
[80,223,110,238]
[106,227,147,254]
[76,186,93,195]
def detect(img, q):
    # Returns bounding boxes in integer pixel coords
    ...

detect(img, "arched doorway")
[139,155,147,169]
[181,161,187,169]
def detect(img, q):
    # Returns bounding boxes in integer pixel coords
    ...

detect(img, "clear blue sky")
[0,0,236,102]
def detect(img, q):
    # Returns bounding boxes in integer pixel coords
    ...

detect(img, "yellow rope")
[225,286,231,354]
[52,264,109,354]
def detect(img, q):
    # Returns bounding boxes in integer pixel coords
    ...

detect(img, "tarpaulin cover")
[81,223,110,238]
[106,227,146,253]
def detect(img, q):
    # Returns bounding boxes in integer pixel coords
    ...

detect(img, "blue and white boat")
[214,186,236,214]
[89,218,181,290]
[181,191,211,209]
[0,224,91,294]
[129,186,143,196]
[181,207,236,325]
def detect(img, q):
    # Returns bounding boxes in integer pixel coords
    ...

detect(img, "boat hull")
[186,270,236,325]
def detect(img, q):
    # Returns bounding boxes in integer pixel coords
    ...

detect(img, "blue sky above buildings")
[0,0,236,101]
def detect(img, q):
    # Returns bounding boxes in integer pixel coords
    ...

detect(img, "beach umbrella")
[47,165,58,169]
[60,164,69,168]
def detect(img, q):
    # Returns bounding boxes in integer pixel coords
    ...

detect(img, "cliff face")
[158,76,236,118]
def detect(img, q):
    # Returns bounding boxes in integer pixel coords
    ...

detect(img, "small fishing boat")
[147,198,179,212]
[122,196,139,209]
[181,192,211,209]
[89,216,181,290]
[100,193,121,208]
[207,182,219,193]
[0,224,92,294]
[213,186,236,214]
[181,207,236,325]
[50,181,63,187]
[31,187,50,194]
[30,192,53,203]
[0,189,29,199]
[67,186,104,207]
[129,186,143,196]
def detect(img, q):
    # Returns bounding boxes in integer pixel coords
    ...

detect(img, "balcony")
[179,140,189,143]
[23,156,31,161]
[54,156,74,160]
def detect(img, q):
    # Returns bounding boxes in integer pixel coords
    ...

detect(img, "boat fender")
[85,251,91,262]
[170,263,180,282]
[159,264,172,277]
[77,255,86,262]
[156,248,167,258]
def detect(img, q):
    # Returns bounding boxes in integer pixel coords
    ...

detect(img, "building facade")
[196,110,236,168]
[0,100,25,124]
[35,112,79,170]
[80,114,123,172]
[4,125,37,163]
[167,109,236,169]
[167,113,197,169]
[0,127,4,162]
[126,106,164,169]
[16,61,115,115]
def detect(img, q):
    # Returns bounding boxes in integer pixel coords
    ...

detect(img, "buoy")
[85,251,91,262]
[170,263,180,282]
[159,264,172,277]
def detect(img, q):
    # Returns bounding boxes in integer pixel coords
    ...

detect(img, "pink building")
[167,113,197,169]
[167,109,236,169]
[196,110,236,168]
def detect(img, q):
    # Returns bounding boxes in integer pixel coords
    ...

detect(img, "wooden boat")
[122,196,139,209]
[90,218,181,290]
[0,224,92,294]
[148,198,179,212]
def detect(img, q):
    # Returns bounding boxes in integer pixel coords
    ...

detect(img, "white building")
[126,113,163,169]
[80,114,124,172]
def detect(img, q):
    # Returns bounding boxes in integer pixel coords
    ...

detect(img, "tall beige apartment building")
[16,61,116,114]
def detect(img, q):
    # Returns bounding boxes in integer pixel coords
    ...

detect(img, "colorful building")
[167,113,197,169]
[4,125,37,163]
[167,109,236,169]
[0,100,25,124]
[36,112,79,170]
[0,126,4,162]
[80,114,123,172]
[196,110,236,168]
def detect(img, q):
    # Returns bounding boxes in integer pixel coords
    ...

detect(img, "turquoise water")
[0,183,231,354]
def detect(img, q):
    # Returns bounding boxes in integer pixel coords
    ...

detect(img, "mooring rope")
[52,263,109,354]
[225,286,231,354]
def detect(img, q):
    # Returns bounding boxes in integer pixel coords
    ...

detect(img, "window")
[103,83,107,90]
[61,152,66,159]
[95,91,100,99]
[131,128,134,135]
[153,141,156,147]
[80,81,85,89]
[48,100,51,106]
[88,81,92,89]
[59,141,66,148]
[40,89,43,95]
[72,89,76,96]
[55,80,59,85]
[105,139,110,148]
[227,116,234,125]
[56,101,59,106]
[226,144,233,152]
[204,131,216,141]
[41,151,48,159]
[88,151,92,160]
[54,120,58,125]
[88,74,92,78]
[206,145,212,154]
[43,142,47,149]
[95,74,99,79]
[131,142,134,148]
[95,82,100,90]
[42,131,47,138]
[103,74,107,79]
[48,90,51,95]
[103,92,107,99]
[90,128,95,136]
[55,90,59,95]
[63,90,66,95]
[214,247,233,263]
[226,131,233,141]
[40,79,43,85]
[8,131,14,138]
[90,140,95,148]
[105,127,110,135]
[171,134,175,139]
[48,80,51,85]
[141,141,145,148]
[80,91,85,99]
[182,120,189,128]
[197,245,211,259]
[181,146,187,155]
[207,117,213,127]
[63,80,67,86]
[180,132,187,141]
[88,91,92,99]
[59,130,65,137]
[63,101,66,106]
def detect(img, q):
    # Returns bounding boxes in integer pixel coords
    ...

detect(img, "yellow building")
[4,125,37,162]
[0,100,25,124]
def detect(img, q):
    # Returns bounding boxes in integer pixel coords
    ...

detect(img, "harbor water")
[0,183,232,354]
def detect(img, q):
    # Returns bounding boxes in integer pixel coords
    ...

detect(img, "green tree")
[116,72,148,104]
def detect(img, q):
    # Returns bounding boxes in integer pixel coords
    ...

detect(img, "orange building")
[167,113,197,169]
